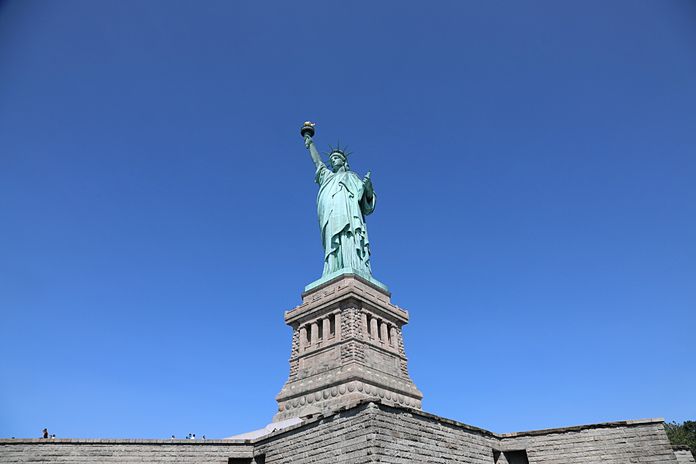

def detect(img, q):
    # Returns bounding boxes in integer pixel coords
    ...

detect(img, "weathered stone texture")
[674,447,696,464]
[502,420,678,464]
[372,406,496,464]
[369,404,679,464]
[0,403,684,464]
[0,440,252,463]
[256,405,377,464]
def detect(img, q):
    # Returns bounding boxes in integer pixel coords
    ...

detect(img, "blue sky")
[1,0,694,439]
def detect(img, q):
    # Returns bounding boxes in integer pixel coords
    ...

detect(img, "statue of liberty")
[301,122,376,279]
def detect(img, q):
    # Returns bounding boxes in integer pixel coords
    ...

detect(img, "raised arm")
[304,135,324,170]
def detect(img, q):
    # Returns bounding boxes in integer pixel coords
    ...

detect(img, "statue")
[301,122,376,279]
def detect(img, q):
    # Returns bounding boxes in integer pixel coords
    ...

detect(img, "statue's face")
[329,153,345,171]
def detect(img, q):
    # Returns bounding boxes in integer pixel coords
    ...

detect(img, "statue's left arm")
[360,171,376,216]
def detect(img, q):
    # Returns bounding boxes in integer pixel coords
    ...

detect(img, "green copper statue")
[301,122,376,279]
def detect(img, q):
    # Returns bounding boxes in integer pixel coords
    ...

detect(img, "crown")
[327,142,351,160]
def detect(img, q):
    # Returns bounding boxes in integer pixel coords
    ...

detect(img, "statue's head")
[328,147,349,172]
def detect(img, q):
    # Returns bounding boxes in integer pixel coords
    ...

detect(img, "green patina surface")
[302,122,383,287]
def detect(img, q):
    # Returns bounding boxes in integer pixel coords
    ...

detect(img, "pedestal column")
[274,272,423,422]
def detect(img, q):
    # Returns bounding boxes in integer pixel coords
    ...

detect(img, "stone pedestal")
[273,272,422,422]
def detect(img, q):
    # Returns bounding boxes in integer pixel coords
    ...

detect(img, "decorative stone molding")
[276,380,423,416]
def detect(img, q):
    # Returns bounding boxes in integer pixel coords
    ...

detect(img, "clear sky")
[1,0,694,439]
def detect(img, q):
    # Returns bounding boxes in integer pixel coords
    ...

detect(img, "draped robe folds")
[315,163,376,277]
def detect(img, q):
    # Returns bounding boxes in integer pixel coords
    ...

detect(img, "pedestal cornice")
[287,273,408,326]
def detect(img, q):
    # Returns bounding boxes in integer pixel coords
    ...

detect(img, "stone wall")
[370,403,679,464]
[500,418,678,464]
[0,402,685,464]
[673,446,696,464]
[370,404,498,464]
[0,439,252,464]
[256,403,377,464]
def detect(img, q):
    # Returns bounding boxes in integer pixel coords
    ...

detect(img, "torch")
[300,121,316,141]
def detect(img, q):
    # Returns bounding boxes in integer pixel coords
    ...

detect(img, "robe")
[315,163,376,276]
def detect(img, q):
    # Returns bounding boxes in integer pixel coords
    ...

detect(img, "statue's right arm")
[305,136,324,170]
